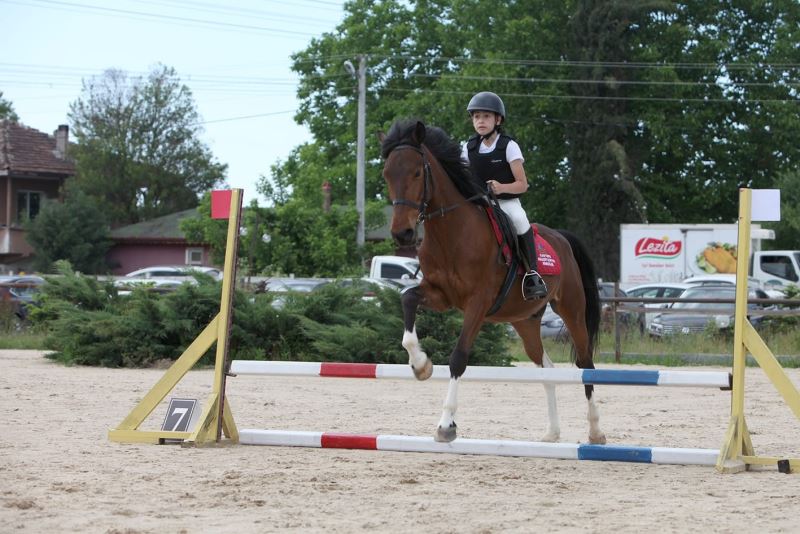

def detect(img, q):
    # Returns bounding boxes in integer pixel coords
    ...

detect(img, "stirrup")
[522,270,547,300]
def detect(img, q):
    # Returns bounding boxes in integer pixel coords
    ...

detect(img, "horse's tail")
[558,229,601,356]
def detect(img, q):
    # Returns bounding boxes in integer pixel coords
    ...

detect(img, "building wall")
[106,243,211,275]
[0,175,63,226]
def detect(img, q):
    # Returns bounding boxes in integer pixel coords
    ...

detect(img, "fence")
[602,284,800,362]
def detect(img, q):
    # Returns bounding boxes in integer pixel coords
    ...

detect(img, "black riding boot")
[519,228,548,300]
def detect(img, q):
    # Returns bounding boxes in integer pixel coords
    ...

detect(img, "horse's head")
[380,120,428,246]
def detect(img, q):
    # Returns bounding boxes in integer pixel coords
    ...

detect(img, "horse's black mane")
[381,119,487,203]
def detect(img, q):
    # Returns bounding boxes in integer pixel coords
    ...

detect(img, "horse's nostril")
[392,229,415,246]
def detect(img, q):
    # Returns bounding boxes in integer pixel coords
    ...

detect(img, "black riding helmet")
[466,91,506,119]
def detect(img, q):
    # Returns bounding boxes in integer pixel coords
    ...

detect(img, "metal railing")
[602,289,800,363]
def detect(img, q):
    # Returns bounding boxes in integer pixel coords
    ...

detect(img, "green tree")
[0,91,18,121]
[765,170,800,249]
[25,189,112,273]
[264,0,800,279]
[181,191,391,277]
[68,65,227,226]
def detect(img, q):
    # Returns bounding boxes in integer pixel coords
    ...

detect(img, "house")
[106,208,214,275]
[0,121,75,271]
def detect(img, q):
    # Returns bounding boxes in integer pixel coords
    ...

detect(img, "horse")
[379,119,606,445]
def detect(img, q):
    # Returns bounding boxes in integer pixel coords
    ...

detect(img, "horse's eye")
[414,170,421,178]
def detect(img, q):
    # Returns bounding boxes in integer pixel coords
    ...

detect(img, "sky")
[1,0,349,205]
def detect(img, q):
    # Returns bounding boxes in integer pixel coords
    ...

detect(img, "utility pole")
[345,55,367,248]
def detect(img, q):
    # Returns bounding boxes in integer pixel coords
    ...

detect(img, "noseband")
[388,143,484,223]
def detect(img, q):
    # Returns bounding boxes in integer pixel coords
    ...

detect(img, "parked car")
[316,277,404,301]
[540,304,568,340]
[649,285,770,337]
[625,283,693,329]
[505,303,568,341]
[0,275,46,323]
[123,265,223,280]
[114,277,197,295]
[255,277,331,309]
[599,282,644,333]
[682,273,783,299]
[256,277,330,294]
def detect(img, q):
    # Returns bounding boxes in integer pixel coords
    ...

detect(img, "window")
[662,288,688,298]
[186,248,204,265]
[381,264,413,279]
[628,288,659,298]
[17,191,42,223]
[759,255,798,282]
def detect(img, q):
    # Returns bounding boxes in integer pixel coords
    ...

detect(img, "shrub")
[33,271,511,368]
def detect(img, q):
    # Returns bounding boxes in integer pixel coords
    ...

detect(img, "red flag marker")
[210,190,232,219]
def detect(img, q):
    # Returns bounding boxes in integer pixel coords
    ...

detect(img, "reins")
[389,143,485,223]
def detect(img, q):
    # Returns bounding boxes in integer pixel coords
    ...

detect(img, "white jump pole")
[239,429,719,466]
[230,361,731,388]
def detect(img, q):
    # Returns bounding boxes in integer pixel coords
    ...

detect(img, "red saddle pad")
[533,224,561,275]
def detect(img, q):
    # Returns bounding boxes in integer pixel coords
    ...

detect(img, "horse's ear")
[377,131,386,143]
[412,121,426,145]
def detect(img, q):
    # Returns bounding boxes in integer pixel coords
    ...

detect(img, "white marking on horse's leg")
[402,326,429,370]
[587,390,606,444]
[434,378,459,442]
[539,349,560,442]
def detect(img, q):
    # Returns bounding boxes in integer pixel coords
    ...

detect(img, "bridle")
[388,143,485,224]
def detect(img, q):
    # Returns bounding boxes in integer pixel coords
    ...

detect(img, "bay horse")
[380,119,606,445]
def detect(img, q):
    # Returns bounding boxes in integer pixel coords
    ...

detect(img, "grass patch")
[0,330,48,350]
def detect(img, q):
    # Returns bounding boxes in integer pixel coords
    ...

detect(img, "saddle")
[483,205,561,316]
[484,207,561,276]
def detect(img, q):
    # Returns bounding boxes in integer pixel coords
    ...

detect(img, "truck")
[368,255,421,285]
[619,224,800,291]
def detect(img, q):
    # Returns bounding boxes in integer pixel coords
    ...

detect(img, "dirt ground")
[2,349,799,533]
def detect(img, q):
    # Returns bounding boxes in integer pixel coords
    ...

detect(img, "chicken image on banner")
[698,243,737,273]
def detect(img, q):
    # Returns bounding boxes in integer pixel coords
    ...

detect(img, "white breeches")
[497,197,531,235]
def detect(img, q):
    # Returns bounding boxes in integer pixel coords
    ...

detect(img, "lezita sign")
[634,237,682,259]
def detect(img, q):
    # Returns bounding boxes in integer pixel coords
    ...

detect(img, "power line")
[6,0,324,38]
[192,109,295,125]
[366,53,800,71]
[296,52,800,71]
[409,72,800,89]
[380,87,800,105]
[128,0,340,26]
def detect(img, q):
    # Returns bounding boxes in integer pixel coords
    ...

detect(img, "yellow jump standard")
[108,189,243,446]
[716,188,800,473]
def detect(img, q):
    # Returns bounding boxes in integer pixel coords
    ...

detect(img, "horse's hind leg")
[559,308,606,444]
[400,286,433,380]
[512,317,560,442]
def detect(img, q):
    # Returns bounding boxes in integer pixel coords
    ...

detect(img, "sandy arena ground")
[1,349,799,533]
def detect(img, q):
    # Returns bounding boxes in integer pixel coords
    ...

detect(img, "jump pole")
[239,429,719,466]
[231,361,731,388]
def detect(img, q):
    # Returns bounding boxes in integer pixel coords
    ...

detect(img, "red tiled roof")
[0,120,75,175]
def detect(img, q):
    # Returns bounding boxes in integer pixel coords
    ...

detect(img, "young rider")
[461,91,547,300]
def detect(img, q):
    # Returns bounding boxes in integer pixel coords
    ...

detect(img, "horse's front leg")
[401,286,433,380]
[435,308,485,443]
[511,316,560,442]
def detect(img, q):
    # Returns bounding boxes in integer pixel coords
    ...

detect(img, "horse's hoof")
[434,424,457,443]
[540,431,560,443]
[412,359,433,381]
[589,432,607,445]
